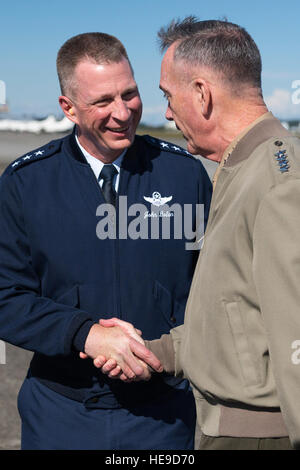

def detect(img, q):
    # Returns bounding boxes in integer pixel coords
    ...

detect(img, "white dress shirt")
[75,135,126,192]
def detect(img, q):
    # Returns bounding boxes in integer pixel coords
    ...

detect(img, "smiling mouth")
[106,126,130,133]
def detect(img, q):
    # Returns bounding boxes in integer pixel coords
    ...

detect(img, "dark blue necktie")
[99,164,118,206]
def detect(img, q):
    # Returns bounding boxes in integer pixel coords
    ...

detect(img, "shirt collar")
[75,134,126,180]
[221,111,273,165]
[212,111,273,190]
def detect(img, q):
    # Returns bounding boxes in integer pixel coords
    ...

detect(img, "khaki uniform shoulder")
[266,136,300,180]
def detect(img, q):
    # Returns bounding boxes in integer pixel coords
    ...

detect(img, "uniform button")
[170,316,176,324]
[274,140,283,146]
[89,397,99,403]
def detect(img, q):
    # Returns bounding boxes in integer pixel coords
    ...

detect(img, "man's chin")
[181,135,197,155]
[113,134,134,148]
[186,142,198,155]
[110,127,136,145]
[106,136,135,156]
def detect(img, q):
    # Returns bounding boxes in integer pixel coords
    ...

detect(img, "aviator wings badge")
[143,191,173,207]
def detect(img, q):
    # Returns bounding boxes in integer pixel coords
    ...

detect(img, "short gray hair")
[158,16,262,91]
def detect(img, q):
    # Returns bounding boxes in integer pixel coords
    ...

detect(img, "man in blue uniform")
[0,32,211,450]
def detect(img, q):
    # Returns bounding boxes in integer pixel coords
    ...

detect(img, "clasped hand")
[80,318,162,382]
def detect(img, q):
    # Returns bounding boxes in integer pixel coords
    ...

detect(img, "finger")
[93,355,107,368]
[106,369,131,381]
[119,369,149,383]
[136,365,151,381]
[129,338,163,373]
[107,365,149,382]
[119,360,140,379]
[119,372,134,383]
[108,365,122,378]
[79,352,89,359]
[100,358,118,373]
[120,353,152,380]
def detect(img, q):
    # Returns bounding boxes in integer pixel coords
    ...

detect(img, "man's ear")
[193,79,212,117]
[58,96,77,122]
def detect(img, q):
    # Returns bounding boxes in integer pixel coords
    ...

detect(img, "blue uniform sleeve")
[0,172,94,356]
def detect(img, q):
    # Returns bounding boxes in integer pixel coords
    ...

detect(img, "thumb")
[129,338,163,373]
[99,318,143,337]
[99,318,117,327]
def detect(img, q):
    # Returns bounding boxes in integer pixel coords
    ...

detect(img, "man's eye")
[95,101,109,107]
[123,90,137,100]
[93,98,112,107]
[163,93,170,102]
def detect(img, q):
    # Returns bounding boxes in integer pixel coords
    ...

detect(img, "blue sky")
[1,0,300,124]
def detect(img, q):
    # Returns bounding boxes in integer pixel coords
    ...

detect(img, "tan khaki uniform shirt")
[147,114,300,448]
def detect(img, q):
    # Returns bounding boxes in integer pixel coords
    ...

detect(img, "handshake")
[79,318,164,382]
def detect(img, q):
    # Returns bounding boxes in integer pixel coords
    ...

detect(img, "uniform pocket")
[153,280,183,328]
[225,300,260,387]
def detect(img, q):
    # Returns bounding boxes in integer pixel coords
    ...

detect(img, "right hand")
[82,320,162,381]
[98,318,152,382]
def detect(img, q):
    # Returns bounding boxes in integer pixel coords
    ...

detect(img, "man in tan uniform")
[88,17,300,450]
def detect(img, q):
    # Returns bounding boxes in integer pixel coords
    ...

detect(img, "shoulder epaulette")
[9,138,63,172]
[272,139,290,174]
[142,134,193,158]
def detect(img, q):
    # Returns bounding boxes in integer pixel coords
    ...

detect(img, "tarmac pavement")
[0,345,32,450]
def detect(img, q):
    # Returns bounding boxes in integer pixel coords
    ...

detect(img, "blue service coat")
[0,131,211,408]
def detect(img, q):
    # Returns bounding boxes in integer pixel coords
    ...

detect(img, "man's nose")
[111,99,130,121]
[165,105,173,121]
